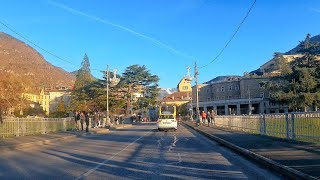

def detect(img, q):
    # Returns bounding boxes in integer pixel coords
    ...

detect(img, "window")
[228,86,232,91]
[235,95,240,99]
[182,86,188,90]
[206,89,209,93]
[207,97,211,101]
[216,96,219,100]
[259,83,264,88]
[216,88,219,92]
[235,85,239,91]
[221,86,225,92]
[260,92,264,98]
[221,96,225,100]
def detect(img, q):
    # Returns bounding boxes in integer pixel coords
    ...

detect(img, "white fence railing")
[214,112,320,142]
[0,117,76,138]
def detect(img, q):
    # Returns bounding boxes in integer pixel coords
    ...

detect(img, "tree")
[267,34,320,111]
[0,74,25,121]
[70,54,95,111]
[274,54,292,76]
[119,65,160,116]
[56,100,66,112]
[294,33,320,68]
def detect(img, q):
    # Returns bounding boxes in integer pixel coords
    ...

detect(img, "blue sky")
[0,0,319,88]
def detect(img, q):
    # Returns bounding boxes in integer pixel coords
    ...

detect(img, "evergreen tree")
[70,54,95,111]
[267,34,320,111]
[119,65,160,116]
[274,54,292,76]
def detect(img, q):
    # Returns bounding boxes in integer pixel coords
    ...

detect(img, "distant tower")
[184,66,193,82]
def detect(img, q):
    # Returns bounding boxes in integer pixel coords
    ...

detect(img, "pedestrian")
[80,111,85,131]
[98,112,102,127]
[207,111,211,127]
[211,110,216,126]
[94,112,99,128]
[201,111,207,125]
[74,111,80,130]
[85,112,90,132]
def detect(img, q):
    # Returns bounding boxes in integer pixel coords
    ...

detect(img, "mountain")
[250,34,320,76]
[158,88,176,100]
[285,34,320,55]
[0,32,75,90]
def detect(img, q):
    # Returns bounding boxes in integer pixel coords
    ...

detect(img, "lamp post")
[105,65,119,125]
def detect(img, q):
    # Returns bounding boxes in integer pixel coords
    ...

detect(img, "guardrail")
[214,112,320,142]
[0,117,76,138]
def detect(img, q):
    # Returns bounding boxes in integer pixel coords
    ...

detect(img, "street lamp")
[105,65,120,125]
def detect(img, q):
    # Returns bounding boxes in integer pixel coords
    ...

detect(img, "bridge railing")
[0,117,76,138]
[214,112,320,143]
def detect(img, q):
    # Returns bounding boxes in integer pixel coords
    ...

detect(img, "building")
[22,88,71,115]
[192,76,289,115]
[161,77,192,106]
[177,77,192,92]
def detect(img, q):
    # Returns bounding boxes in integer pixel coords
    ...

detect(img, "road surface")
[0,123,281,179]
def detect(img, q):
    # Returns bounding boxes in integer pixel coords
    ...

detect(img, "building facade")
[192,76,289,115]
[23,89,71,115]
[161,77,192,106]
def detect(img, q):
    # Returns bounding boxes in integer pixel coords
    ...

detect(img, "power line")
[0,20,83,68]
[199,0,257,69]
[0,20,104,72]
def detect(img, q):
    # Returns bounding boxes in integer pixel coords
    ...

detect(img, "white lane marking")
[75,130,152,180]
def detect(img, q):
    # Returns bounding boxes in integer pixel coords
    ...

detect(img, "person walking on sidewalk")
[80,111,85,131]
[201,111,207,125]
[211,110,216,126]
[74,111,80,130]
[207,111,211,127]
[85,112,90,132]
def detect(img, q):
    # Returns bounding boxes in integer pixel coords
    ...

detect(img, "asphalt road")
[0,123,282,180]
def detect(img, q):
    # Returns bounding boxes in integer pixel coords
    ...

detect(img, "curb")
[184,123,318,180]
[0,128,109,152]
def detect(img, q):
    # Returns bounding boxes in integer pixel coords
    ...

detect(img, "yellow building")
[22,89,71,115]
[177,77,192,92]
[161,77,192,106]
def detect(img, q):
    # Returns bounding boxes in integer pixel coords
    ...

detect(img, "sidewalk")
[107,124,133,130]
[184,121,320,180]
[0,127,110,151]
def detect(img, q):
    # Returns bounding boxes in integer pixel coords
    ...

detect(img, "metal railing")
[214,112,320,143]
[0,117,76,138]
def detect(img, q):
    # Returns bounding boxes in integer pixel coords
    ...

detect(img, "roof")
[161,92,191,102]
[204,76,242,84]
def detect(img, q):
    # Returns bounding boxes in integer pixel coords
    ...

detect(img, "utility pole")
[194,62,200,123]
[105,66,120,124]
[106,65,110,123]
[248,86,252,115]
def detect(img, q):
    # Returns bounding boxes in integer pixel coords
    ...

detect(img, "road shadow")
[191,124,320,178]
